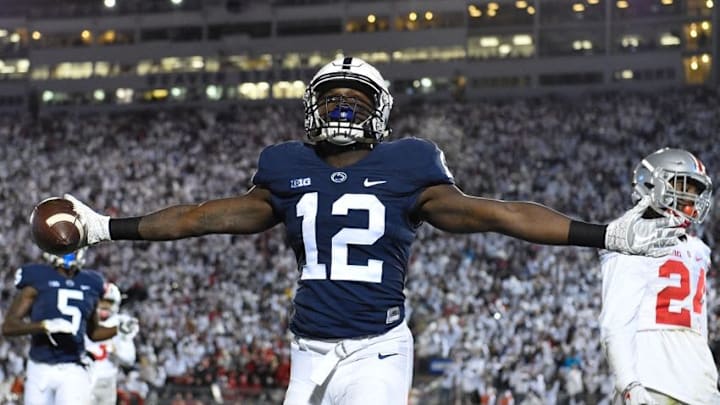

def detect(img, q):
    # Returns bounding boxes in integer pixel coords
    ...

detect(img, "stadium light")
[116,88,133,104]
[616,1,629,8]
[701,54,710,63]
[206,85,222,100]
[659,33,681,46]
[515,1,527,8]
[16,59,29,73]
[93,89,105,101]
[104,0,116,8]
[480,36,500,47]
[32,31,42,40]
[152,89,169,98]
[661,0,673,4]
[408,12,417,21]
[527,6,535,15]
[367,14,376,24]
[588,0,599,4]
[512,34,533,46]
[467,5,482,17]
[171,0,183,5]
[707,0,714,8]
[573,3,585,12]
[424,11,433,21]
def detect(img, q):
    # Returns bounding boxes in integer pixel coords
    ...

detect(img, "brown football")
[30,197,84,255]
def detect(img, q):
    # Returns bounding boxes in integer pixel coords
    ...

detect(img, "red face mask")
[98,309,111,321]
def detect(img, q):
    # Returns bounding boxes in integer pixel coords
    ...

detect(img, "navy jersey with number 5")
[14,264,105,364]
[253,137,454,338]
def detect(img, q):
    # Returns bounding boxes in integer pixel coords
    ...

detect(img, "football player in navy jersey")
[52,57,685,405]
[2,248,134,405]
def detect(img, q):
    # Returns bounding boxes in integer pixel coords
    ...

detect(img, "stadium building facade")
[0,0,716,112]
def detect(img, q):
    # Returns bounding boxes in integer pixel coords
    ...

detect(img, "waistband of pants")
[293,322,410,386]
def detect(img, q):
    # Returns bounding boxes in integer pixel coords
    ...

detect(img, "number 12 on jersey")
[296,192,385,283]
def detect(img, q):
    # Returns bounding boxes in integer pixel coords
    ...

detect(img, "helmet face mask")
[632,148,713,224]
[304,57,393,146]
[43,247,87,270]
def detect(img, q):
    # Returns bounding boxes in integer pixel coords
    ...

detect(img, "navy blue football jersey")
[253,137,454,338]
[14,264,105,364]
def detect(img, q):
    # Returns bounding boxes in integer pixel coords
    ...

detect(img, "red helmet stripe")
[692,155,706,174]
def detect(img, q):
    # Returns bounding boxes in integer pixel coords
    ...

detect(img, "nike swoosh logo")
[378,353,399,360]
[364,179,387,187]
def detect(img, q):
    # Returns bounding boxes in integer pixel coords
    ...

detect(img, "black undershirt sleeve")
[109,217,143,240]
[567,220,607,249]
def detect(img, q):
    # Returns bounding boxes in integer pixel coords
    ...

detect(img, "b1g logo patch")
[290,177,312,189]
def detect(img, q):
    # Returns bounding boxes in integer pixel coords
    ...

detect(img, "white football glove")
[622,382,658,405]
[64,194,110,245]
[117,315,140,339]
[605,196,685,258]
[41,318,74,346]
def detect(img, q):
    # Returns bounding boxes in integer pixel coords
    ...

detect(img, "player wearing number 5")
[1,248,119,405]
[600,148,720,405]
[49,58,685,405]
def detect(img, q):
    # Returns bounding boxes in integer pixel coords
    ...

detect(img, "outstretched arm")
[415,184,576,244]
[414,184,683,255]
[132,186,278,240]
[67,186,280,243]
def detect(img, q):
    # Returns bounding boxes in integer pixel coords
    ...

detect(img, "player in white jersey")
[600,148,720,405]
[85,283,139,405]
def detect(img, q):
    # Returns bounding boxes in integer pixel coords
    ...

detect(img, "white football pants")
[90,376,117,405]
[25,360,91,405]
[284,322,414,405]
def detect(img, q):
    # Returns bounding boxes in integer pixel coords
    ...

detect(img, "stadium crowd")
[0,87,718,404]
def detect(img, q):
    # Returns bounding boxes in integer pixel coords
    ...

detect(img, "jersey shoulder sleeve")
[14,264,50,290]
[599,254,650,335]
[252,141,308,189]
[688,236,711,266]
[387,137,454,188]
[81,269,106,295]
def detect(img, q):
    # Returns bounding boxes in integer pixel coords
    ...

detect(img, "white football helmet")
[632,148,713,223]
[303,57,393,146]
[99,282,122,320]
[43,247,87,270]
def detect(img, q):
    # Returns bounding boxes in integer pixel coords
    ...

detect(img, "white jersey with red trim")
[599,235,720,405]
[85,315,137,381]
